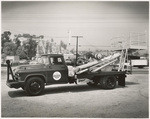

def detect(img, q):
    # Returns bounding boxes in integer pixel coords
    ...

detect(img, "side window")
[43,57,49,65]
[37,56,49,64]
[50,57,63,65]
[57,58,63,64]
[50,58,54,65]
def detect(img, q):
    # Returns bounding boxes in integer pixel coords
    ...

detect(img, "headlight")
[15,73,20,77]
[14,73,21,80]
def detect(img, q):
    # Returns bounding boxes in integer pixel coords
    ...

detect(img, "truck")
[131,59,148,68]
[128,55,148,68]
[6,53,127,96]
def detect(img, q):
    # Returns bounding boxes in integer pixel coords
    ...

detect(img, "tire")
[25,77,45,96]
[101,76,117,89]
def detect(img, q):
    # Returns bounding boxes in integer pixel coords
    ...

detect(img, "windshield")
[37,56,49,64]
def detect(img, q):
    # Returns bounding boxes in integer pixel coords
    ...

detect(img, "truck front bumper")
[6,80,25,89]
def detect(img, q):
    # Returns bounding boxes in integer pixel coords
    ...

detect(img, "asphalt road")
[131,67,149,74]
[1,67,149,118]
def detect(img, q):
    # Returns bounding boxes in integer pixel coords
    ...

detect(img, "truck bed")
[77,71,126,79]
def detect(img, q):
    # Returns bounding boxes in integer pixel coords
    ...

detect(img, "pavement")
[1,66,149,118]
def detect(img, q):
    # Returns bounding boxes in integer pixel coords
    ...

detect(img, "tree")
[22,33,31,38]
[13,36,21,48]
[60,40,67,50]
[1,31,11,52]
[3,42,17,56]
[22,38,37,59]
[70,48,75,54]
[1,31,11,46]
[39,35,44,39]
[16,46,28,59]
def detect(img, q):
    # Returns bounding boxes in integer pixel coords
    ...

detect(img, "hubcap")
[30,81,41,93]
[107,77,115,88]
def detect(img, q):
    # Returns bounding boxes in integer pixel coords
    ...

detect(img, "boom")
[75,51,127,75]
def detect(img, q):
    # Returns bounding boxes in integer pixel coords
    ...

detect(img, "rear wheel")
[25,77,45,96]
[101,76,117,89]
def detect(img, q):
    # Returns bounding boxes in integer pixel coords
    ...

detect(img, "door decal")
[53,71,61,80]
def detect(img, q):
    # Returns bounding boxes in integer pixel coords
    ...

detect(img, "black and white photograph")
[1,1,149,118]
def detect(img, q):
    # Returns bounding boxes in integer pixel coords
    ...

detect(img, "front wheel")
[25,77,45,96]
[101,76,117,89]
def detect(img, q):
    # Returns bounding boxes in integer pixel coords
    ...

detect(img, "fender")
[25,73,47,83]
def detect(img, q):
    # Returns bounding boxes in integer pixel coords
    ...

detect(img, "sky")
[1,1,149,50]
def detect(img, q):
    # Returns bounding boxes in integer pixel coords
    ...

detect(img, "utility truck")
[131,58,148,68]
[6,52,127,96]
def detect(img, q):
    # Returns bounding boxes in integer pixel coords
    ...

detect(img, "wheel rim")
[29,81,41,93]
[106,77,116,88]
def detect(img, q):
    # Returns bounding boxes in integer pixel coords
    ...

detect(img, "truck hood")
[18,64,46,70]
[14,64,46,73]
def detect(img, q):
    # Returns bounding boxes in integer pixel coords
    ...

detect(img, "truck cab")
[45,54,68,84]
[6,54,71,96]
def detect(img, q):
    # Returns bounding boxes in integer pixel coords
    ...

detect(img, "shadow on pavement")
[8,84,111,98]
[8,90,27,98]
[44,84,101,95]
[8,82,137,98]
[8,84,101,98]
[125,81,139,85]
[115,81,139,88]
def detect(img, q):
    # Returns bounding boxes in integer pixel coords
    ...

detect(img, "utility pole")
[68,30,71,53]
[72,36,83,66]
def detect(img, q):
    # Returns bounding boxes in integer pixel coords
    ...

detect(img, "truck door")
[47,56,68,84]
